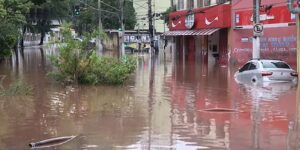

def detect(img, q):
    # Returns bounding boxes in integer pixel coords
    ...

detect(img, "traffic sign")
[253,23,263,37]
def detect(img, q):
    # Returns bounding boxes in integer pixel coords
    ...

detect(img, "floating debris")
[29,135,77,148]
[81,144,99,149]
[199,108,238,113]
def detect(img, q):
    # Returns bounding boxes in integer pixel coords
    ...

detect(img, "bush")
[48,24,137,85]
[81,56,137,85]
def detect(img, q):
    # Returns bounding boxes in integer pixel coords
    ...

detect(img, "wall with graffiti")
[230,26,297,65]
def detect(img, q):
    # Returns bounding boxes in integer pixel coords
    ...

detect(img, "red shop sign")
[169,4,231,31]
[235,5,296,26]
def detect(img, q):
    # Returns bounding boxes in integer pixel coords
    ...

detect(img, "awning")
[162,28,220,36]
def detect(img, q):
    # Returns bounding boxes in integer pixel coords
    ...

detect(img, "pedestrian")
[164,39,168,50]
[138,38,142,52]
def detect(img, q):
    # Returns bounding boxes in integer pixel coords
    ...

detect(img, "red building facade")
[230,0,297,65]
[166,0,297,65]
[165,2,231,65]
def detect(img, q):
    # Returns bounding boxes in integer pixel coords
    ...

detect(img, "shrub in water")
[0,80,33,96]
[49,24,137,85]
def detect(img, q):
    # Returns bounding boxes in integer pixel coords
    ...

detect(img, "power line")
[79,1,119,16]
[100,1,120,12]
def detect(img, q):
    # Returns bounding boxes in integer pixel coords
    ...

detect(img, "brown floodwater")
[0,46,299,150]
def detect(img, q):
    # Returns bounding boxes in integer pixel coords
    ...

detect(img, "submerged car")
[234,59,298,84]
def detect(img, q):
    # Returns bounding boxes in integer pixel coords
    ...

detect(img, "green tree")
[0,0,32,58]
[24,0,71,45]
[161,6,176,26]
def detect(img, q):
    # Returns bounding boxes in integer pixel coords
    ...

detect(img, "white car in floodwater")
[234,59,298,84]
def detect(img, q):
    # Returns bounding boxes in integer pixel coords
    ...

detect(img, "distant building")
[133,0,171,33]
[104,30,151,51]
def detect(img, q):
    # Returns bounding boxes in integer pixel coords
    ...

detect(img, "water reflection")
[0,47,298,149]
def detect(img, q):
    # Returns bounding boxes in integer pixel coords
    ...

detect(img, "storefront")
[164,4,231,65]
[230,1,297,65]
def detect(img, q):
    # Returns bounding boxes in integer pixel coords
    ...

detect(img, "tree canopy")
[0,0,32,57]
[29,0,71,45]
[0,0,137,58]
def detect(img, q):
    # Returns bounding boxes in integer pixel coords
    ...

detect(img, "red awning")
[192,28,220,35]
[162,28,220,36]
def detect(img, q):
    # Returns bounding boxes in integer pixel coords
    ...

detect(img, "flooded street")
[0,46,299,150]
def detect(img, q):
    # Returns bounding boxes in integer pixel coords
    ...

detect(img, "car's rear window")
[261,61,290,69]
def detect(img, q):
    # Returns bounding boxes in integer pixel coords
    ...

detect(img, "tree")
[161,6,176,26]
[25,0,70,45]
[0,0,32,58]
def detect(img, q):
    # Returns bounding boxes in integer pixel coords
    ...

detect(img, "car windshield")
[261,61,290,69]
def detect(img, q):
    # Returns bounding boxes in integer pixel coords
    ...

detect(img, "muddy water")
[0,46,298,150]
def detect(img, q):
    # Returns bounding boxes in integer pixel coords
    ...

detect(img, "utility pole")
[148,0,154,53]
[287,0,300,73]
[98,0,102,52]
[252,0,261,59]
[98,0,102,30]
[298,14,300,73]
[119,0,125,57]
[287,0,300,130]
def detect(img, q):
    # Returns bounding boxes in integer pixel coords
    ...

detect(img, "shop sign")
[205,16,219,26]
[185,11,195,29]
[250,14,275,22]
[235,5,295,26]
[169,4,231,30]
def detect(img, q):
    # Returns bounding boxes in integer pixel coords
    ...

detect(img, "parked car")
[234,59,298,84]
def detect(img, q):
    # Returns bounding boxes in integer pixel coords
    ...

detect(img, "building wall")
[229,26,297,65]
[230,0,297,65]
[134,0,170,33]
[173,0,231,9]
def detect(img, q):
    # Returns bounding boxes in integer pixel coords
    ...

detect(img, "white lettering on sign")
[250,14,275,22]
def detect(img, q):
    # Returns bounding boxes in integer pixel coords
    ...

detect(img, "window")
[248,63,257,70]
[187,0,194,9]
[217,0,230,4]
[239,63,251,72]
[197,0,204,7]
[178,0,184,10]
[202,0,230,7]
[261,61,290,69]
[204,0,211,6]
